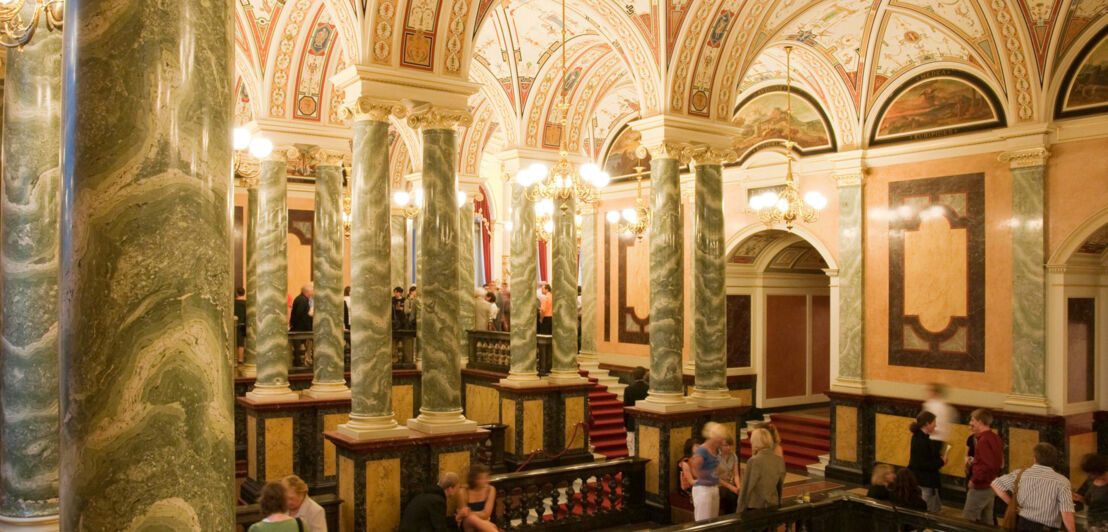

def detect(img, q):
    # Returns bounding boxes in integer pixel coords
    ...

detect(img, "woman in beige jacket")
[737,428,786,512]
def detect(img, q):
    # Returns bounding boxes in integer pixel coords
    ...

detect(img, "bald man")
[290,282,314,332]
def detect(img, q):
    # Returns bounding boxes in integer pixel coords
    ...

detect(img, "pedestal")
[495,382,594,470]
[0,515,59,532]
[325,429,488,532]
[625,404,749,524]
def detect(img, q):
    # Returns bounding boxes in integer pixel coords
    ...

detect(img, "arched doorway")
[1046,209,1108,415]
[726,226,837,409]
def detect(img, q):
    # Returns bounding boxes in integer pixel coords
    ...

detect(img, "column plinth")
[0,514,60,532]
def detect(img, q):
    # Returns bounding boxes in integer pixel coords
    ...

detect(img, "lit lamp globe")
[621,208,638,224]
[804,191,828,210]
[233,127,252,151]
[248,137,273,159]
[543,219,555,235]
[592,171,610,189]
[606,210,620,224]
[458,190,468,208]
[393,190,410,207]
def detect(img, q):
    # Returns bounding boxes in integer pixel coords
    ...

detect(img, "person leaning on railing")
[736,427,786,513]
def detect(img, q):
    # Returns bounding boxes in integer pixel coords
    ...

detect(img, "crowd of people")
[247,475,327,532]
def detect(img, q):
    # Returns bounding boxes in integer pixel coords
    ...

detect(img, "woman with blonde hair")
[737,428,786,512]
[754,422,784,458]
[689,422,730,520]
[717,434,741,514]
[281,475,326,532]
[866,464,896,501]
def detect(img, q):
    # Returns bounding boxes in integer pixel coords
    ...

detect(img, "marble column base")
[237,363,257,378]
[498,373,546,388]
[636,392,698,413]
[407,410,479,434]
[0,514,59,532]
[831,377,867,394]
[690,388,743,408]
[338,414,410,441]
[303,382,352,400]
[577,351,600,371]
[546,370,588,385]
[1004,393,1051,414]
[246,383,300,403]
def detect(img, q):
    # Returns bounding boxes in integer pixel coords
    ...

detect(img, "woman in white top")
[283,475,327,532]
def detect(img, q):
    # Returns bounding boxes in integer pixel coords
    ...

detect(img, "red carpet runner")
[580,370,629,458]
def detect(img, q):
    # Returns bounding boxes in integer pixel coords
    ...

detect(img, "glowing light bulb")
[606,210,620,224]
[393,191,410,206]
[804,191,827,210]
[505,221,513,232]
[776,198,788,212]
[543,220,554,234]
[580,163,599,182]
[593,172,610,189]
[248,137,273,159]
[458,190,467,207]
[233,128,252,151]
[527,163,548,181]
[575,214,582,225]
[622,208,637,224]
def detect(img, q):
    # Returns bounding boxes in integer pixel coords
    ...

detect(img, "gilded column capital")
[309,147,346,167]
[998,147,1050,169]
[405,105,473,130]
[687,145,734,166]
[636,141,690,163]
[833,172,865,187]
[579,202,596,215]
[263,147,299,163]
[341,97,406,123]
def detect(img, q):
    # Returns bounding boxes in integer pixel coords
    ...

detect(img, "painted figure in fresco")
[309,24,332,54]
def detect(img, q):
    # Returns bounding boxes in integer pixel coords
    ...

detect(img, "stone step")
[819,454,830,466]
[806,460,827,478]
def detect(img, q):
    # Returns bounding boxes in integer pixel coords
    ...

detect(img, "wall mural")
[730,86,836,162]
[872,70,1004,144]
[888,173,985,372]
[1057,27,1108,118]
[603,125,651,180]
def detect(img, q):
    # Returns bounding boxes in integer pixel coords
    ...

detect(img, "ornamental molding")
[309,147,346,167]
[341,97,406,123]
[687,145,734,166]
[406,105,473,130]
[636,141,690,163]
[833,173,865,187]
[998,147,1050,169]
[263,147,300,163]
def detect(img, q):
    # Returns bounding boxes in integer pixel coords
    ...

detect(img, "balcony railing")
[467,330,552,376]
[285,329,416,372]
[489,457,647,531]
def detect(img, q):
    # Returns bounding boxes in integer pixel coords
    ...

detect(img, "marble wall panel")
[564,396,585,450]
[339,456,354,532]
[639,425,660,494]
[1046,138,1108,259]
[1008,427,1040,471]
[835,406,858,463]
[726,295,752,368]
[523,400,544,454]
[465,383,500,425]
[323,413,350,477]
[502,399,516,454]
[392,384,414,427]
[265,417,295,481]
[366,458,401,532]
[438,451,471,486]
[874,414,913,467]
[729,389,753,405]
[668,426,693,493]
[766,295,808,399]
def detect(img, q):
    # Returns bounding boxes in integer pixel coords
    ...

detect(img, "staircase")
[580,369,629,459]
[740,412,831,473]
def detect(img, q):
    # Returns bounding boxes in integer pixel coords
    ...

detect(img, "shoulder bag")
[1000,469,1024,531]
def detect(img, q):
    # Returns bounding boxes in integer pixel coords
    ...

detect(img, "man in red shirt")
[963,408,1003,524]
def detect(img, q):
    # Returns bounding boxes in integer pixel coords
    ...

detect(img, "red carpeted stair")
[741,413,830,472]
[581,370,629,459]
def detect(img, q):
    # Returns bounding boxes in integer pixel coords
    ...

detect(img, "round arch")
[1047,205,1108,266]
[725,222,840,272]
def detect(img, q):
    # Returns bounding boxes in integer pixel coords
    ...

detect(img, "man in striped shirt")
[991,443,1075,532]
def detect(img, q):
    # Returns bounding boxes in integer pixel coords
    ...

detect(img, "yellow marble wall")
[502,399,516,454]
[440,450,471,517]
[265,417,294,481]
[669,426,692,494]
[940,424,972,477]
[392,384,414,426]
[1069,432,1097,489]
[466,383,500,425]
[728,389,753,405]
[339,456,354,532]
[1008,427,1040,472]
[835,406,858,463]
[324,413,350,477]
[639,425,660,494]
[523,400,544,454]
[875,414,913,467]
[564,396,585,450]
[247,414,257,479]
[365,458,401,532]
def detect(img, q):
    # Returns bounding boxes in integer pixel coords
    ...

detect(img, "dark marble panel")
[726,294,752,368]
[888,173,985,372]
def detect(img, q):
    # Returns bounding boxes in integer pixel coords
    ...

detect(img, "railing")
[467,330,552,375]
[489,457,647,531]
[285,329,416,372]
[653,493,999,532]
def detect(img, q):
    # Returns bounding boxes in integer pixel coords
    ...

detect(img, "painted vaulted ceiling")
[234,0,1108,175]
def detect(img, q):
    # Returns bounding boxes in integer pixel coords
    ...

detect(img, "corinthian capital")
[405,105,473,130]
[309,147,346,167]
[998,147,1050,169]
[264,146,299,163]
[687,144,734,166]
[341,97,406,122]
[636,141,690,163]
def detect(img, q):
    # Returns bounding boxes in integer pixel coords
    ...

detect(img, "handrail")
[467,330,552,376]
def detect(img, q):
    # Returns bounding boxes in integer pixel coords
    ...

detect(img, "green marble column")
[690,157,731,404]
[578,207,599,362]
[391,213,409,289]
[1009,154,1048,403]
[341,111,407,438]
[406,109,476,433]
[644,155,689,409]
[248,155,298,402]
[241,186,259,377]
[306,155,349,398]
[505,181,540,383]
[59,0,236,527]
[549,192,584,383]
[1,20,61,525]
[459,200,476,353]
[835,176,865,386]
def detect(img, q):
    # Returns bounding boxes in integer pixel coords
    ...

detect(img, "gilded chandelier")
[607,165,650,240]
[232,127,274,186]
[0,0,62,49]
[745,46,826,230]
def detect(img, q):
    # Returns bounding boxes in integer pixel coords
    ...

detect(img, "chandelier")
[232,127,274,186]
[342,180,352,238]
[392,188,467,220]
[515,0,609,205]
[534,198,583,246]
[0,0,62,49]
[606,165,650,240]
[745,46,826,231]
